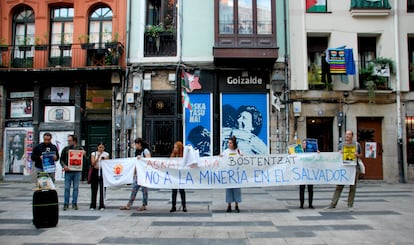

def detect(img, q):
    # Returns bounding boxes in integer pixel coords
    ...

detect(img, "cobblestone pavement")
[0,180,413,245]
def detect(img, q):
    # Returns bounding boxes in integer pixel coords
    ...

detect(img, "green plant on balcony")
[145,23,165,38]
[78,34,95,49]
[34,33,49,50]
[0,38,8,51]
[104,31,119,49]
[17,36,32,51]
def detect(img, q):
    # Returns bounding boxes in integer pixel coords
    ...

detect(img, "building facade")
[0,0,127,181]
[289,0,414,182]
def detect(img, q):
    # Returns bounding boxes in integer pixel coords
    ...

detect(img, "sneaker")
[226,206,232,213]
[235,206,240,213]
[309,205,315,209]
[348,206,354,212]
[72,204,78,210]
[100,208,105,211]
[324,205,335,210]
[63,205,68,211]
[90,208,95,211]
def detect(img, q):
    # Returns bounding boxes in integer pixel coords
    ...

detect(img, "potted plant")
[18,36,32,51]
[105,32,119,49]
[34,33,49,50]
[145,23,165,39]
[78,34,95,49]
[0,38,8,52]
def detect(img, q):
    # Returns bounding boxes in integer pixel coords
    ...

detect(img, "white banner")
[101,153,356,189]
[102,158,135,187]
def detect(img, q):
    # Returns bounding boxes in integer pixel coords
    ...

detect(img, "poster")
[3,128,34,175]
[342,144,357,165]
[365,142,377,158]
[42,151,56,173]
[305,138,319,152]
[68,150,84,171]
[10,100,33,118]
[184,93,213,156]
[221,93,269,155]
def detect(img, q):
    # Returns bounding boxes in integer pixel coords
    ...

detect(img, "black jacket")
[31,143,60,169]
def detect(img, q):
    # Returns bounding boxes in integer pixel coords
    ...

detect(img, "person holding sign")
[60,135,86,211]
[89,142,109,211]
[31,132,59,183]
[326,130,361,211]
[222,136,242,213]
[170,141,187,212]
[120,138,151,211]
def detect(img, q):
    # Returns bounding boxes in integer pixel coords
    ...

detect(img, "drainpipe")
[283,0,290,151]
[394,2,405,183]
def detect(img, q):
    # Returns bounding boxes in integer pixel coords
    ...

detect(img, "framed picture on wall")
[44,106,75,123]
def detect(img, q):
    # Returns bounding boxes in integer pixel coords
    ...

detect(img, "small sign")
[68,150,84,171]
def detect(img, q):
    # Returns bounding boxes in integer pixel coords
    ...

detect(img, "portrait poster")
[10,99,33,118]
[221,93,269,155]
[40,131,73,180]
[42,151,56,173]
[3,128,34,176]
[68,150,83,171]
[365,142,377,159]
[184,93,213,156]
[342,144,357,165]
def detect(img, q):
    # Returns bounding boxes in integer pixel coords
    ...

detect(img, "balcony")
[0,42,125,70]
[350,0,391,17]
[144,32,177,57]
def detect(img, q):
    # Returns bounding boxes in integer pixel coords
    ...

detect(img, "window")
[146,0,177,32]
[358,37,376,70]
[89,7,113,47]
[307,36,329,90]
[409,0,414,12]
[50,7,74,66]
[13,7,35,67]
[219,0,272,35]
[408,37,414,91]
[406,116,414,164]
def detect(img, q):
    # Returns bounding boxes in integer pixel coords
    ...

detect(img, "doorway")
[306,117,334,152]
[357,117,383,179]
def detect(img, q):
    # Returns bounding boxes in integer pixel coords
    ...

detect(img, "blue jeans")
[64,171,81,205]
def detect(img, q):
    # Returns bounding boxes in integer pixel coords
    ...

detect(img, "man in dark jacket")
[31,132,60,182]
[60,135,86,211]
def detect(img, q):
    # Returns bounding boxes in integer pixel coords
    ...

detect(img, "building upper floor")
[0,0,127,71]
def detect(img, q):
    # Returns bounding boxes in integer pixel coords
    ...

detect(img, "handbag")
[87,167,93,184]
[357,158,366,174]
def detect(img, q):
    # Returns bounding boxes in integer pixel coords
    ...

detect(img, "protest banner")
[102,153,356,189]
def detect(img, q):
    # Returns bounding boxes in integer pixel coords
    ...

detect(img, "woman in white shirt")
[222,136,242,213]
[89,142,109,210]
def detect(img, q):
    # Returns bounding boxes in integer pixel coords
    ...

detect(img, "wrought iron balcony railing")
[0,42,125,70]
[144,32,177,57]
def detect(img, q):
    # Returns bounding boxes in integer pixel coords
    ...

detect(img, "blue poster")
[221,93,268,155]
[184,93,212,156]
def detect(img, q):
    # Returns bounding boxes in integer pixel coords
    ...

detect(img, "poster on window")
[3,128,34,176]
[221,93,269,155]
[40,131,73,181]
[10,99,33,118]
[184,93,213,157]
[365,142,377,158]
[306,0,327,12]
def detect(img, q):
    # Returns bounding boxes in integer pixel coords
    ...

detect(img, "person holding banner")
[299,139,319,209]
[326,130,362,211]
[120,138,151,211]
[31,132,59,183]
[90,142,109,211]
[170,141,187,212]
[60,135,86,211]
[222,136,242,213]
